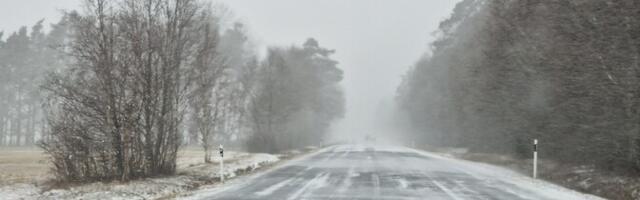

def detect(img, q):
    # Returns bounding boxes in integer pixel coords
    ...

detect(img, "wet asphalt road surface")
[191,145,596,200]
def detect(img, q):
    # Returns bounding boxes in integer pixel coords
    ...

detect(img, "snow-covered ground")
[0,150,280,200]
[407,148,606,200]
[430,146,635,199]
[177,146,326,199]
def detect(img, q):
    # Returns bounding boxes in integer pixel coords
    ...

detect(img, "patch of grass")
[0,146,238,186]
[0,147,49,186]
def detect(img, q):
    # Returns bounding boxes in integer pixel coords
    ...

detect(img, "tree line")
[0,0,344,182]
[397,0,640,174]
[0,17,69,146]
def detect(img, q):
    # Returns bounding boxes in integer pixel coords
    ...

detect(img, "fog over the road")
[0,0,460,142]
[214,0,461,142]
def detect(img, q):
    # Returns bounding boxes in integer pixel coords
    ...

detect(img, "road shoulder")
[176,146,328,200]
[415,147,608,200]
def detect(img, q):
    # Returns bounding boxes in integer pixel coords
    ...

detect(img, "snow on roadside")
[0,184,40,200]
[0,151,279,200]
[181,153,279,180]
[178,147,322,200]
[411,148,606,200]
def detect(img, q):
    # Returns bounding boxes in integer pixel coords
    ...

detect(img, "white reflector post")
[533,139,538,179]
[219,144,224,183]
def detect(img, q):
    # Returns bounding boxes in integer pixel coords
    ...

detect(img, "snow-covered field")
[0,148,281,200]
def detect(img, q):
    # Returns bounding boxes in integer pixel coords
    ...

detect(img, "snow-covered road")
[183,145,604,200]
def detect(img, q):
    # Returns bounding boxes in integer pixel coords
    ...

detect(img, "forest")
[398,0,640,174]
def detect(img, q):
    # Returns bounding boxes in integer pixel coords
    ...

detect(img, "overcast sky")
[0,0,460,140]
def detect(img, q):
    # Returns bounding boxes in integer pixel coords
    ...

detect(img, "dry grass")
[0,146,309,200]
[0,146,245,186]
[0,147,50,186]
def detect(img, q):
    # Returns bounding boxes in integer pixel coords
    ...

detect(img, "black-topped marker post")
[533,139,538,179]
[219,144,224,183]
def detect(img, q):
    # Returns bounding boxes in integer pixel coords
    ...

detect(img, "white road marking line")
[432,180,464,200]
[340,150,350,158]
[397,178,409,189]
[255,178,293,196]
[287,172,329,200]
[452,180,483,198]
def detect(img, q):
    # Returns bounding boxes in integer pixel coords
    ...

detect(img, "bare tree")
[41,0,218,181]
[187,8,226,162]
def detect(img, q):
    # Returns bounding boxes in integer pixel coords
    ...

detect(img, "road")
[185,145,601,200]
